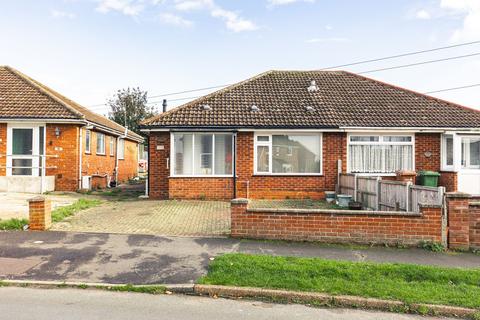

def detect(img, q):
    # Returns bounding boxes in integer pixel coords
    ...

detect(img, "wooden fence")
[338,173,444,212]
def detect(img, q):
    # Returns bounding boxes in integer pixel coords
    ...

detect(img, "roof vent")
[307,80,319,92]
[202,104,211,111]
[305,106,314,112]
[251,105,259,112]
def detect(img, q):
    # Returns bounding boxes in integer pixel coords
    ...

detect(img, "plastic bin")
[418,171,440,187]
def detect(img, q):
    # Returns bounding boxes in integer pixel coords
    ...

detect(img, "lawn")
[199,253,480,309]
[0,198,101,230]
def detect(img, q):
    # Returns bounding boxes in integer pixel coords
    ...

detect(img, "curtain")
[349,145,413,173]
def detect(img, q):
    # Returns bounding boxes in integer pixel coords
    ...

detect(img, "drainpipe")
[114,136,119,186]
[78,126,83,190]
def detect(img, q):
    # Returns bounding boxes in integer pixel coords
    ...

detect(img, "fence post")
[376,178,381,211]
[353,174,358,201]
[336,160,342,193]
[406,181,412,212]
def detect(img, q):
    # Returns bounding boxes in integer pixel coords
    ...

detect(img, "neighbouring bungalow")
[0,66,143,193]
[141,70,480,200]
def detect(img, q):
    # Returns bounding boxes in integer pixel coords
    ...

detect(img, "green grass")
[249,199,345,210]
[51,198,101,222]
[0,218,29,230]
[104,284,166,294]
[199,253,480,309]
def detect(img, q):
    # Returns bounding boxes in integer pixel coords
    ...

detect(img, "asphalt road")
[0,287,451,320]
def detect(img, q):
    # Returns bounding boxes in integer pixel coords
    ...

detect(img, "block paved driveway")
[52,200,230,237]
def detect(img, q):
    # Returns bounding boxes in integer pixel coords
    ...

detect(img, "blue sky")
[1,0,479,114]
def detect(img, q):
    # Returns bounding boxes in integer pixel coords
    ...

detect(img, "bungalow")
[141,70,480,200]
[0,66,143,193]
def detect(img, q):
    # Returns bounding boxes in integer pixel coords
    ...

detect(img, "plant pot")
[348,201,363,210]
[325,191,336,203]
[337,194,352,208]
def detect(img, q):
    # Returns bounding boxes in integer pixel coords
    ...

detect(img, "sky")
[1,0,479,115]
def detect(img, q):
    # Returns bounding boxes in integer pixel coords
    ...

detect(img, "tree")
[107,87,157,136]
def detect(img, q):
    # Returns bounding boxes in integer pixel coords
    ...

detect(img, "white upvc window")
[171,132,234,177]
[461,136,480,169]
[347,133,414,174]
[118,138,125,160]
[110,136,115,156]
[96,132,105,155]
[253,132,322,175]
[441,134,455,171]
[85,130,91,154]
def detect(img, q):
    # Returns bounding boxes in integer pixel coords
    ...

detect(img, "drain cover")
[0,257,42,275]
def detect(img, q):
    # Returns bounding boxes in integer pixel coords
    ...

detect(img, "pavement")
[52,200,231,237]
[0,192,81,220]
[0,231,479,285]
[0,287,453,320]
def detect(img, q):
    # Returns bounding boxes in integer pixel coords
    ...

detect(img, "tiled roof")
[142,70,480,129]
[0,66,143,141]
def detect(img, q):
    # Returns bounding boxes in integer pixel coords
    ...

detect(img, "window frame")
[85,129,91,154]
[461,136,480,169]
[96,132,106,155]
[170,132,234,177]
[441,134,455,171]
[253,132,323,176]
[346,133,415,175]
[110,136,115,156]
[117,138,125,160]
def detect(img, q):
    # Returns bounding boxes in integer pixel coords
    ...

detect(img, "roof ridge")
[341,71,480,116]
[4,66,85,119]
[141,70,276,125]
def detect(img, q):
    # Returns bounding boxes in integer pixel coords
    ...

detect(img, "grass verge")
[51,198,101,222]
[101,284,166,294]
[0,218,29,230]
[199,253,480,309]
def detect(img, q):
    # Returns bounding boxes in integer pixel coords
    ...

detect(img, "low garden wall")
[446,193,480,250]
[231,199,443,246]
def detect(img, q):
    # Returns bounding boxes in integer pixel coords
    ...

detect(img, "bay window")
[348,134,413,173]
[254,133,322,175]
[172,133,233,176]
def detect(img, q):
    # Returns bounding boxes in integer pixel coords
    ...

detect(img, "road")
[0,287,450,320]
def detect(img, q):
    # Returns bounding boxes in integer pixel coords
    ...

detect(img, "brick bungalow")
[141,70,480,200]
[0,66,143,193]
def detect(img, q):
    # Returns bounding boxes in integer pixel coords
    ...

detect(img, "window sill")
[253,174,323,177]
[96,153,106,156]
[169,175,234,178]
[85,152,91,155]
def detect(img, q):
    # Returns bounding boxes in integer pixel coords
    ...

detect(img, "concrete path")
[0,231,479,285]
[52,200,231,237]
[0,192,81,220]
[0,287,452,320]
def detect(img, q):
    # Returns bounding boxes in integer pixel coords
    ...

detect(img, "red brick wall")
[46,124,80,191]
[447,194,480,250]
[415,133,441,172]
[169,178,233,200]
[118,138,139,182]
[0,124,6,176]
[231,201,442,245]
[236,132,347,200]
[149,132,170,199]
[469,203,480,250]
[439,171,458,192]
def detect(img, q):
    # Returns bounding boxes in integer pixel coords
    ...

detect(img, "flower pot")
[325,191,336,203]
[337,194,352,208]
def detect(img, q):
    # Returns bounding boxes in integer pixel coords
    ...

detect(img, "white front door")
[458,136,480,195]
[6,124,45,177]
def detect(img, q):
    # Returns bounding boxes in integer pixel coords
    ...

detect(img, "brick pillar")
[469,202,480,250]
[446,192,471,250]
[231,198,248,238]
[28,196,52,231]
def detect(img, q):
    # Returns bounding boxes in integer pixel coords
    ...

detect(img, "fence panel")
[410,185,445,212]
[378,180,410,211]
[338,173,356,198]
[356,176,379,210]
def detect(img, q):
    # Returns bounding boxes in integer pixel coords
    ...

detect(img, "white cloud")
[96,0,144,16]
[51,9,76,19]
[267,0,314,6]
[159,13,193,27]
[306,37,349,43]
[173,0,257,32]
[440,0,480,42]
[325,24,333,31]
[415,9,431,19]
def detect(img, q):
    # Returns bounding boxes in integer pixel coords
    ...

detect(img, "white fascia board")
[1,119,87,124]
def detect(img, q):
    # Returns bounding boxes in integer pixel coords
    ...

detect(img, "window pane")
[12,129,33,155]
[118,139,125,159]
[445,136,454,166]
[272,135,321,173]
[350,136,379,142]
[12,159,32,176]
[214,134,233,175]
[349,145,413,173]
[383,136,412,142]
[39,127,44,176]
[470,138,480,167]
[85,130,91,152]
[96,133,105,154]
[257,136,269,142]
[194,134,213,175]
[257,146,269,172]
[173,134,193,175]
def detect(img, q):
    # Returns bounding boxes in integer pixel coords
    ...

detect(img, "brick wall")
[46,124,80,191]
[149,132,170,199]
[447,193,480,250]
[231,199,442,245]
[117,138,139,182]
[469,203,480,250]
[415,133,441,172]
[169,177,233,200]
[0,124,6,176]
[439,171,458,192]
[82,128,116,188]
